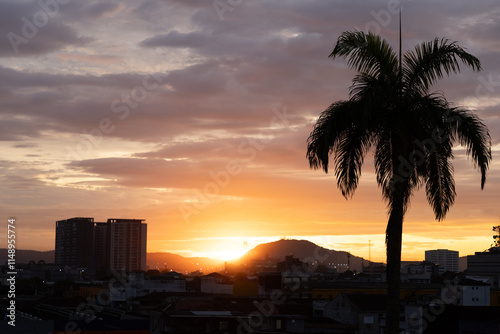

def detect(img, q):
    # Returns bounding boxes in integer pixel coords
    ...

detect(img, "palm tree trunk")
[385,190,404,334]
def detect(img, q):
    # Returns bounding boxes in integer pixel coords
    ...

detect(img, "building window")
[219,321,229,331]
[276,319,281,330]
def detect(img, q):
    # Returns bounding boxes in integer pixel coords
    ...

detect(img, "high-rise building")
[55,217,147,273]
[93,222,109,273]
[55,217,95,268]
[425,249,459,274]
[107,218,147,272]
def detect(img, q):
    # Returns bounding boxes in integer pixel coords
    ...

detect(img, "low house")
[313,293,387,333]
[402,261,439,284]
[200,272,233,295]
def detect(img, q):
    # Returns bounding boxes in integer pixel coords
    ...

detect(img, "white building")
[456,280,490,306]
[425,249,459,274]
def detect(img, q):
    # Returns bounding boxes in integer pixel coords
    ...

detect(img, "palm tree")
[307,31,491,333]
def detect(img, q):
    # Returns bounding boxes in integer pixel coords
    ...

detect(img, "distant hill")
[240,239,377,272]
[147,252,224,273]
[0,240,381,274]
[0,249,54,264]
[0,248,224,274]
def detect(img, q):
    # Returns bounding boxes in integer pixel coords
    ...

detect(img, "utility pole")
[369,240,373,276]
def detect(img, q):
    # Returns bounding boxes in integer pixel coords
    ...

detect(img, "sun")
[207,247,248,261]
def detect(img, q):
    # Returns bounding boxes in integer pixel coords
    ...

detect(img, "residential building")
[454,279,490,306]
[467,248,500,288]
[55,217,147,274]
[313,293,388,333]
[425,249,459,274]
[401,261,439,283]
[55,217,95,269]
[200,272,233,295]
[277,255,306,272]
[93,222,108,273]
[109,272,186,303]
[107,218,147,272]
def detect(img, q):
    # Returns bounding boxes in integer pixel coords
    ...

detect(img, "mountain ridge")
[240,239,375,272]
[2,239,466,273]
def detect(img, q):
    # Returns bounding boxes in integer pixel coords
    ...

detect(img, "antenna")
[398,5,403,107]
[369,240,373,276]
[399,6,402,74]
[369,240,372,263]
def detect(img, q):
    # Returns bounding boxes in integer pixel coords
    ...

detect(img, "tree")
[307,31,491,333]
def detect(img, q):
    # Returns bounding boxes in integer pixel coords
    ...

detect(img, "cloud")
[0,1,92,57]
[140,30,210,49]
[12,143,38,149]
[0,0,499,258]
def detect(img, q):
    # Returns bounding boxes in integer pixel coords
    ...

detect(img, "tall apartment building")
[425,249,459,274]
[93,222,109,273]
[55,217,147,273]
[108,218,147,272]
[55,217,95,268]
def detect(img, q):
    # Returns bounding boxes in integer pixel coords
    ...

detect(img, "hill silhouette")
[0,248,224,274]
[240,239,375,272]
[1,239,382,273]
[0,249,54,264]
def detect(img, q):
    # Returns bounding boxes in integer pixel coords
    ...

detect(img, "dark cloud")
[0,1,92,57]
[12,143,38,149]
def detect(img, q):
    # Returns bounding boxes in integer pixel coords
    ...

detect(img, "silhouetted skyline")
[0,0,499,263]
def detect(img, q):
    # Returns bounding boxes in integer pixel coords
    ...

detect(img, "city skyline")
[54,217,147,273]
[1,0,499,264]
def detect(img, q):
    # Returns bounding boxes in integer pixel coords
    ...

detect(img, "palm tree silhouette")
[307,30,491,333]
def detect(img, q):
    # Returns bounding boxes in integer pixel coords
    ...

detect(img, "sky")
[0,0,499,263]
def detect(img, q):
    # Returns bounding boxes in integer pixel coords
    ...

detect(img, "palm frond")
[425,141,456,220]
[375,133,393,199]
[446,108,492,188]
[330,30,398,78]
[403,38,481,95]
[349,72,398,107]
[334,127,371,197]
[307,101,354,173]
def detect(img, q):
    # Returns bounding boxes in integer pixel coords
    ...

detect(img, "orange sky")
[0,0,499,264]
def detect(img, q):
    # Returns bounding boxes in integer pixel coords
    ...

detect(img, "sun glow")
[207,248,249,261]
